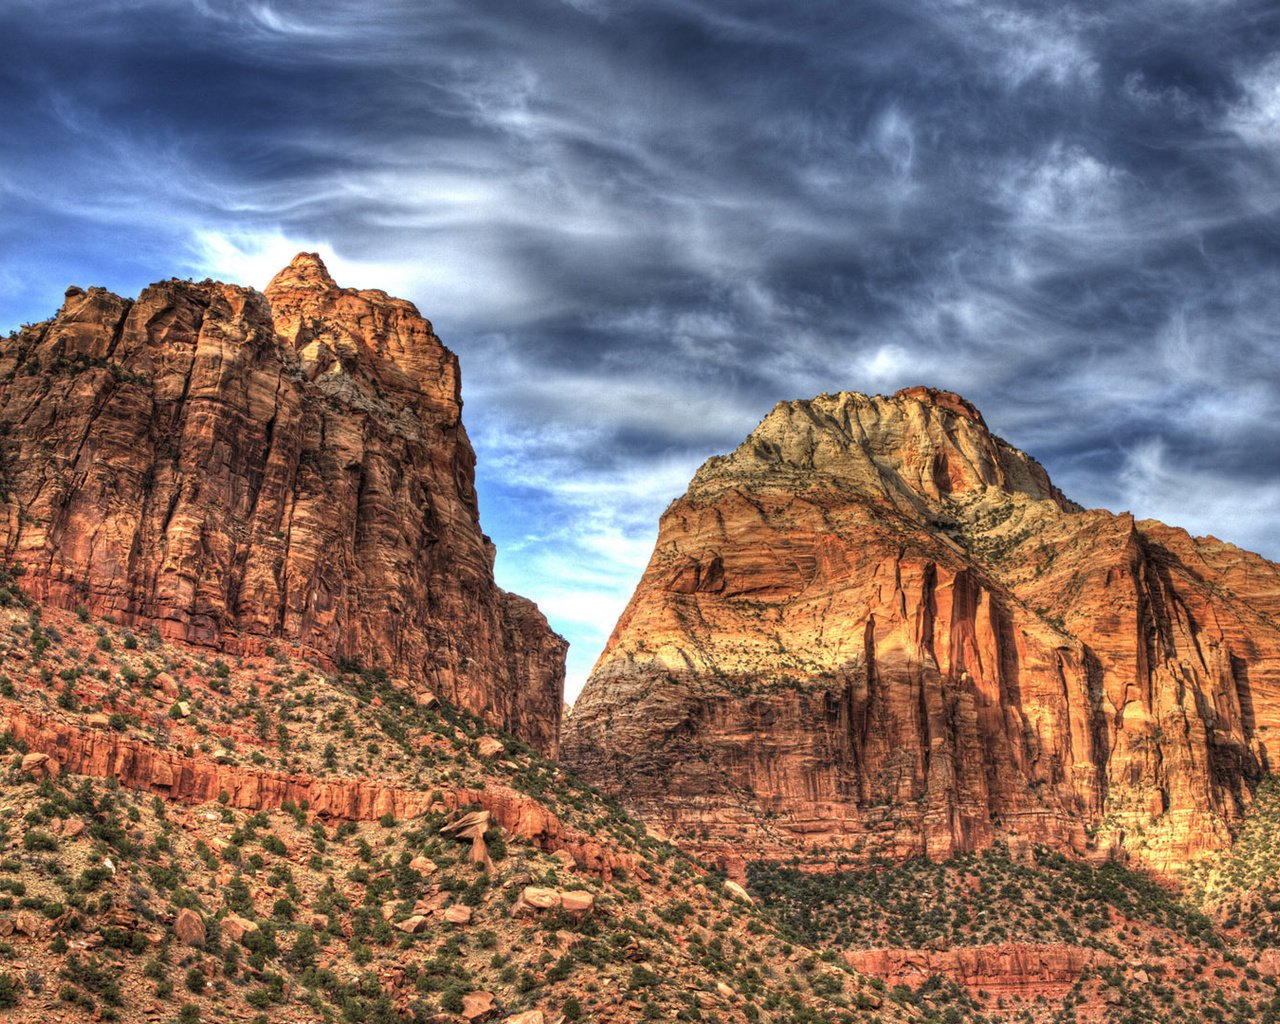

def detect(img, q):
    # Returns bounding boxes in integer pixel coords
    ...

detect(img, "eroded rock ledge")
[2,706,635,878]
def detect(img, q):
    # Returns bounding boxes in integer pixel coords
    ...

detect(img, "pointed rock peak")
[265,252,338,295]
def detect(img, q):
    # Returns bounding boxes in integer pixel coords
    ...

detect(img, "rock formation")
[0,704,638,878]
[843,943,1092,998]
[563,387,1280,872]
[0,254,565,751]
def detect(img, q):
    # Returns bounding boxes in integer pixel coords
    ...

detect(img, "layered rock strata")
[843,943,1092,998]
[0,254,564,751]
[563,387,1280,871]
[1,706,633,877]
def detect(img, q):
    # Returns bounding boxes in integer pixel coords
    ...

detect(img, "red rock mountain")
[0,253,565,752]
[563,387,1280,872]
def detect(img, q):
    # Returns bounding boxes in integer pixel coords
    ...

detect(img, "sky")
[2,1,1279,700]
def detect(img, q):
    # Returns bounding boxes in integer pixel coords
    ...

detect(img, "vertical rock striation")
[0,254,565,752]
[562,387,1280,871]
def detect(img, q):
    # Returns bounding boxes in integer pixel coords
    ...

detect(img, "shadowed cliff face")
[0,253,566,753]
[562,388,1280,873]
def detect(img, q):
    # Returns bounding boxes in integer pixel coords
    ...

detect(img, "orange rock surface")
[843,943,1093,997]
[0,704,637,878]
[563,388,1280,872]
[0,255,565,751]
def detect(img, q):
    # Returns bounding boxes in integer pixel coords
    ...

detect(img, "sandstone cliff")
[563,387,1280,871]
[0,254,565,752]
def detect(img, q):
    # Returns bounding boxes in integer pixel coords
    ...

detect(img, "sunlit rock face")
[563,387,1280,872]
[0,253,565,753]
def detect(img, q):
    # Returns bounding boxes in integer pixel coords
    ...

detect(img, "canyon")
[563,386,1280,875]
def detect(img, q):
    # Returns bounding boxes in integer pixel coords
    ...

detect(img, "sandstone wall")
[564,388,1280,871]
[0,254,565,752]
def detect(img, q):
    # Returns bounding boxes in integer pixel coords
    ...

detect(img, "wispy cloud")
[1,0,1278,698]
[1226,55,1280,153]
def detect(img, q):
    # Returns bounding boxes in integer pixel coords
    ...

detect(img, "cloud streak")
[2,0,1278,698]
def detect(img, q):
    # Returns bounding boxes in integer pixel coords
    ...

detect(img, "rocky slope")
[0,599,916,1024]
[0,256,565,752]
[563,386,1280,873]
[751,843,1280,1023]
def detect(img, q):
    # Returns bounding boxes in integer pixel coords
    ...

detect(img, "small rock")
[550,849,576,870]
[20,752,57,778]
[409,855,438,876]
[444,905,473,925]
[86,713,111,729]
[553,930,581,951]
[221,914,259,943]
[723,880,754,905]
[414,892,450,916]
[154,672,180,697]
[513,886,561,917]
[476,736,505,758]
[15,909,48,938]
[560,891,594,918]
[505,1013,545,1024]
[395,915,430,934]
[461,991,497,1021]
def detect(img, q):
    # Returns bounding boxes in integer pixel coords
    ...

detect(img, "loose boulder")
[174,908,206,947]
[560,890,594,919]
[20,752,56,778]
[724,880,755,905]
[514,886,562,917]
[462,990,498,1021]
[221,914,259,943]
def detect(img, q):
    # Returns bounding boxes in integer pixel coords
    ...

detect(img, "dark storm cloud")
[2,0,1278,695]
